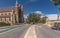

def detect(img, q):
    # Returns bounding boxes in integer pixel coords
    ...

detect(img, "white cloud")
[24,15,28,18]
[34,11,42,14]
[46,14,58,20]
[41,16,44,18]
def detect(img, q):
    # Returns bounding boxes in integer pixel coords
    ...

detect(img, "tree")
[51,0,60,9]
[39,16,48,23]
[0,22,10,27]
[27,13,41,23]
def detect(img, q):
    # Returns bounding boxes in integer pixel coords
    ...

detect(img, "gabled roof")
[0,6,15,12]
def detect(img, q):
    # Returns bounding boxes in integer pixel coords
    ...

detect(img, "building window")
[5,18,6,21]
[9,18,11,21]
[9,13,11,15]
[0,18,2,22]
[1,14,3,15]
[5,13,7,15]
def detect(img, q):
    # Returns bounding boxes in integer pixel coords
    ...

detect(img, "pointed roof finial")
[16,0,19,6]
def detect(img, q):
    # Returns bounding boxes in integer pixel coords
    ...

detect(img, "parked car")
[51,23,60,30]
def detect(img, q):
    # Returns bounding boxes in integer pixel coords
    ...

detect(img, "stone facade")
[0,0,23,25]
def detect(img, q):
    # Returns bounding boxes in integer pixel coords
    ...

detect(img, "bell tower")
[15,0,19,23]
[14,0,24,24]
[16,0,19,7]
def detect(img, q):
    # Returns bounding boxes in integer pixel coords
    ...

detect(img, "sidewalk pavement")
[0,25,22,33]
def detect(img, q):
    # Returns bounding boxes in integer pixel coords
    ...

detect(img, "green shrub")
[0,22,10,27]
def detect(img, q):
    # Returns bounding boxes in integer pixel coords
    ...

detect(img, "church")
[0,0,24,25]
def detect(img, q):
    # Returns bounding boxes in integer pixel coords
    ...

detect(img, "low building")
[24,16,28,23]
[46,14,60,27]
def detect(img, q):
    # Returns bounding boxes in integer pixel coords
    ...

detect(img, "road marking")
[39,26,42,28]
[38,26,45,30]
[24,25,37,38]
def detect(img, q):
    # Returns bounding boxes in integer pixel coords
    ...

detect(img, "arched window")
[1,13,3,15]
[5,13,7,15]
[5,18,6,21]
[9,13,11,15]
[9,18,11,21]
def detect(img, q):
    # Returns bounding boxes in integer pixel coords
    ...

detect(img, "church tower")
[16,0,19,7]
[15,0,24,24]
[19,5,24,23]
[15,0,19,23]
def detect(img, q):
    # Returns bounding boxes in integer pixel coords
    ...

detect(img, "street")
[0,24,31,38]
[0,0,60,38]
[0,24,60,38]
[36,24,60,38]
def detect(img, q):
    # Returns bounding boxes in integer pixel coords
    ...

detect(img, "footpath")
[0,25,22,33]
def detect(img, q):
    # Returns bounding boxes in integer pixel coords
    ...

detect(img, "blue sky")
[0,0,60,16]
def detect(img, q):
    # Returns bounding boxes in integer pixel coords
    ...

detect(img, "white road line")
[24,25,37,38]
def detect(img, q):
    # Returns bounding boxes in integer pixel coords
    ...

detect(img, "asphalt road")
[0,24,31,38]
[0,24,60,38]
[35,24,60,38]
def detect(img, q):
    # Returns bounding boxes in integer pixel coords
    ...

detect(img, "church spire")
[16,0,19,6]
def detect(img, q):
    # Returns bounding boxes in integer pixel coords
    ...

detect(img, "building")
[46,15,60,27]
[0,0,24,25]
[24,16,28,23]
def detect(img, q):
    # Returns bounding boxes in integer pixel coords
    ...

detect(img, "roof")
[0,15,10,18]
[0,6,15,12]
